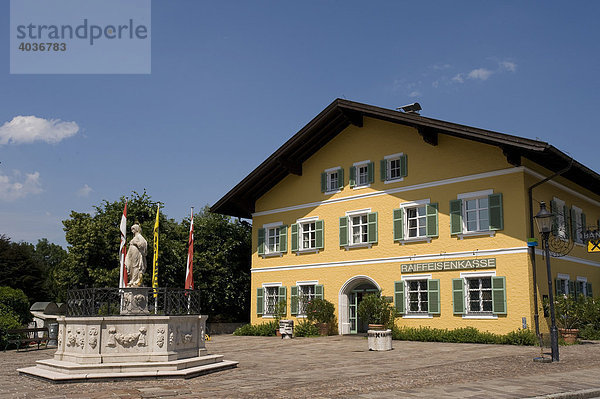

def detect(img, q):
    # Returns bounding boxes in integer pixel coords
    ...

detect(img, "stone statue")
[125,224,147,287]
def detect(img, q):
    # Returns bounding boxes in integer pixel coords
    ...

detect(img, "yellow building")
[212,99,600,335]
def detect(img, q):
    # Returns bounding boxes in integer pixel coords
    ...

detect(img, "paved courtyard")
[2,335,600,398]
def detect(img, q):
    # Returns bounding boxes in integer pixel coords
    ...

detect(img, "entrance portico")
[338,275,380,335]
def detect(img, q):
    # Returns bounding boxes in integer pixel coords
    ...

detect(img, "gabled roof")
[211,99,600,218]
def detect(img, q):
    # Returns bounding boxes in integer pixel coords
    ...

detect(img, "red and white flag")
[119,201,128,288]
[185,207,194,290]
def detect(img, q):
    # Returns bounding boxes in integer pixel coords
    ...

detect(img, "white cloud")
[408,91,421,98]
[77,184,93,197]
[432,63,452,70]
[0,115,79,145]
[452,74,465,83]
[467,68,493,81]
[0,170,43,201]
[500,61,517,72]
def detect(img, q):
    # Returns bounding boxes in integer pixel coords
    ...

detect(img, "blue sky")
[1,1,599,247]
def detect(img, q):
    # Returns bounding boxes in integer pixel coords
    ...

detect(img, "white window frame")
[457,190,496,239]
[401,199,430,241]
[556,273,570,295]
[296,280,318,317]
[460,271,497,319]
[299,218,317,251]
[401,274,433,318]
[384,152,405,184]
[324,166,342,194]
[353,160,371,189]
[553,197,567,240]
[262,282,282,318]
[346,208,371,247]
[262,221,283,256]
[572,205,584,245]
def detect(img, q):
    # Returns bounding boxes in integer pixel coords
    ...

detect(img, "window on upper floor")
[550,198,568,240]
[339,210,377,247]
[393,201,438,243]
[570,206,586,244]
[291,218,324,253]
[380,153,408,183]
[321,167,344,193]
[349,161,373,189]
[257,223,287,256]
[450,190,503,237]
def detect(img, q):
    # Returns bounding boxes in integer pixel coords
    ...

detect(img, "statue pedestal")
[120,289,150,315]
[18,315,238,381]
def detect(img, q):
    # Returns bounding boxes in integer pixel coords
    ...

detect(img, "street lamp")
[533,201,559,362]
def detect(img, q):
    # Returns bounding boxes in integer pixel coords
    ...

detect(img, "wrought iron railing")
[66,287,201,316]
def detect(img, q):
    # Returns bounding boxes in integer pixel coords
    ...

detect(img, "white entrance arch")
[338,275,381,335]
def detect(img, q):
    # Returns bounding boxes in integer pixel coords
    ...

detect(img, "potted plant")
[554,294,582,344]
[274,300,287,336]
[306,298,335,336]
[357,293,395,330]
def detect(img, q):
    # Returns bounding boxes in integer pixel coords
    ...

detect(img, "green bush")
[294,320,320,337]
[357,293,395,328]
[233,321,278,336]
[0,287,31,325]
[305,298,335,324]
[392,326,536,346]
[0,304,22,348]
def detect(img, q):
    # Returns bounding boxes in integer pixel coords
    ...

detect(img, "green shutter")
[564,205,571,239]
[394,281,405,315]
[315,284,324,299]
[339,216,348,246]
[380,159,387,181]
[555,279,560,296]
[550,200,558,236]
[291,223,299,252]
[257,288,264,316]
[426,203,439,237]
[488,193,504,231]
[278,286,287,317]
[492,276,507,315]
[569,280,575,296]
[393,208,404,241]
[278,225,287,253]
[571,208,577,241]
[400,154,408,177]
[338,168,344,189]
[428,279,440,314]
[582,213,587,235]
[257,228,265,256]
[367,162,374,184]
[321,172,327,192]
[349,166,356,187]
[587,282,593,298]
[290,286,299,316]
[450,200,463,235]
[452,278,465,314]
[315,220,324,249]
[367,212,378,243]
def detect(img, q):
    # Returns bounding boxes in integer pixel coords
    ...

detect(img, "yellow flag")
[152,205,159,297]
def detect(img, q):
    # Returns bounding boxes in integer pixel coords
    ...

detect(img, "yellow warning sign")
[588,240,600,253]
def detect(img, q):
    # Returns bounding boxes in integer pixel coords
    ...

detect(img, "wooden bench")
[3,327,49,351]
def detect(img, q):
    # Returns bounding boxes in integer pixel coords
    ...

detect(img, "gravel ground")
[2,335,600,398]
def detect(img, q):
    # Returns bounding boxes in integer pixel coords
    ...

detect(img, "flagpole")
[186,207,194,314]
[152,203,160,315]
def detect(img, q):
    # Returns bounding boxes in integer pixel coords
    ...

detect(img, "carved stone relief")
[106,326,148,348]
[156,327,165,348]
[88,327,98,349]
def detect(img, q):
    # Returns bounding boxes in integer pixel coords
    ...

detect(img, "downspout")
[528,157,573,336]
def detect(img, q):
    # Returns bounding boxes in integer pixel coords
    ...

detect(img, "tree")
[0,235,48,303]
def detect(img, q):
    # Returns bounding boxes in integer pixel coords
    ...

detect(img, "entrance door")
[349,286,379,334]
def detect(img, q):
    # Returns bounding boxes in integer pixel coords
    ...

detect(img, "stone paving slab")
[1,335,600,398]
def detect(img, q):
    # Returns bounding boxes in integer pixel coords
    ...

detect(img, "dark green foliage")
[0,304,22,347]
[0,286,32,325]
[233,321,278,336]
[306,298,335,324]
[0,235,49,302]
[294,320,320,337]
[357,293,395,328]
[392,326,536,346]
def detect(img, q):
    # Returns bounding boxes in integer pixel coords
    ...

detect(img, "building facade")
[212,99,600,335]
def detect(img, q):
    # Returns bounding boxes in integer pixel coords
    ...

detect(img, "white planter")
[367,329,392,351]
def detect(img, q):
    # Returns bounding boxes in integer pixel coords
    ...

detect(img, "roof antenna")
[397,102,422,115]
